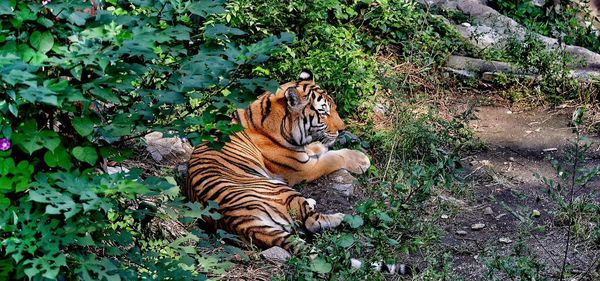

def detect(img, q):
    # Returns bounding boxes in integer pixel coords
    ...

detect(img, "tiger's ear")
[285,87,302,109]
[299,70,313,81]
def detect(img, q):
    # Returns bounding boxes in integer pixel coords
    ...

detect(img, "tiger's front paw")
[340,149,371,174]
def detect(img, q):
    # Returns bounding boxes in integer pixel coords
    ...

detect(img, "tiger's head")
[277,70,346,147]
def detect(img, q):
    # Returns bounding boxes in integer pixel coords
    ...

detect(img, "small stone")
[532,210,541,217]
[145,131,193,162]
[106,166,130,175]
[484,207,493,216]
[350,258,362,269]
[508,157,516,162]
[441,214,449,219]
[495,213,507,220]
[333,183,354,197]
[506,110,512,114]
[471,223,486,230]
[461,22,471,27]
[327,170,356,197]
[499,237,513,244]
[456,230,468,236]
[261,246,291,263]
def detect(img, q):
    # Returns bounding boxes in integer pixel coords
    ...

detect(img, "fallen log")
[446,55,600,81]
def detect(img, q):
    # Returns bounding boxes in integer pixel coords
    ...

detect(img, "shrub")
[0,0,292,279]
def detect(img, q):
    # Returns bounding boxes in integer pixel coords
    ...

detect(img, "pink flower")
[42,0,51,6]
[0,138,10,151]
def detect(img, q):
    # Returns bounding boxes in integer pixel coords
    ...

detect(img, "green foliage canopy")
[0,0,292,279]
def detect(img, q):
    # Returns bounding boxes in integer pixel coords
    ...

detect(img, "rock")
[350,258,362,269]
[418,0,600,68]
[438,194,467,207]
[326,170,357,197]
[508,157,516,162]
[499,237,513,244]
[106,166,130,174]
[456,230,468,236]
[483,207,493,216]
[333,183,354,197]
[373,103,387,116]
[471,223,486,230]
[495,213,507,220]
[261,246,291,263]
[532,210,541,217]
[144,132,193,162]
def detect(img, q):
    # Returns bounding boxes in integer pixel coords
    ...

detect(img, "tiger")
[185,70,371,252]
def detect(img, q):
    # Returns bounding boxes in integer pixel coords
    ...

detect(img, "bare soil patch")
[442,105,600,279]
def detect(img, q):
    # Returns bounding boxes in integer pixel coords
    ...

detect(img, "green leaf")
[29,31,42,50]
[188,0,226,17]
[72,117,94,136]
[12,120,43,154]
[38,31,54,54]
[205,24,245,39]
[3,69,36,85]
[72,146,98,165]
[67,11,90,26]
[40,130,60,151]
[17,44,35,62]
[29,186,80,218]
[23,252,66,279]
[70,65,83,81]
[20,84,57,105]
[44,147,72,169]
[310,257,332,274]
[8,103,18,117]
[29,52,48,65]
[36,17,54,28]
[337,233,354,248]
[0,1,15,16]
[343,214,364,229]
[76,255,121,281]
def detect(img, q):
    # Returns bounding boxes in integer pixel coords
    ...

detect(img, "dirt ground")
[294,104,600,280]
[439,105,600,280]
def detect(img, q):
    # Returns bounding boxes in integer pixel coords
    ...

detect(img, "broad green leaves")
[310,257,333,274]
[29,31,54,54]
[0,0,291,279]
[72,146,97,165]
[72,117,94,137]
[12,120,61,154]
[343,214,364,229]
[23,253,66,279]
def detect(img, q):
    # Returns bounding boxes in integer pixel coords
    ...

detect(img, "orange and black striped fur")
[186,71,370,251]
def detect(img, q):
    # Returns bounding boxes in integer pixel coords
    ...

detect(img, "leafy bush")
[0,0,292,279]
